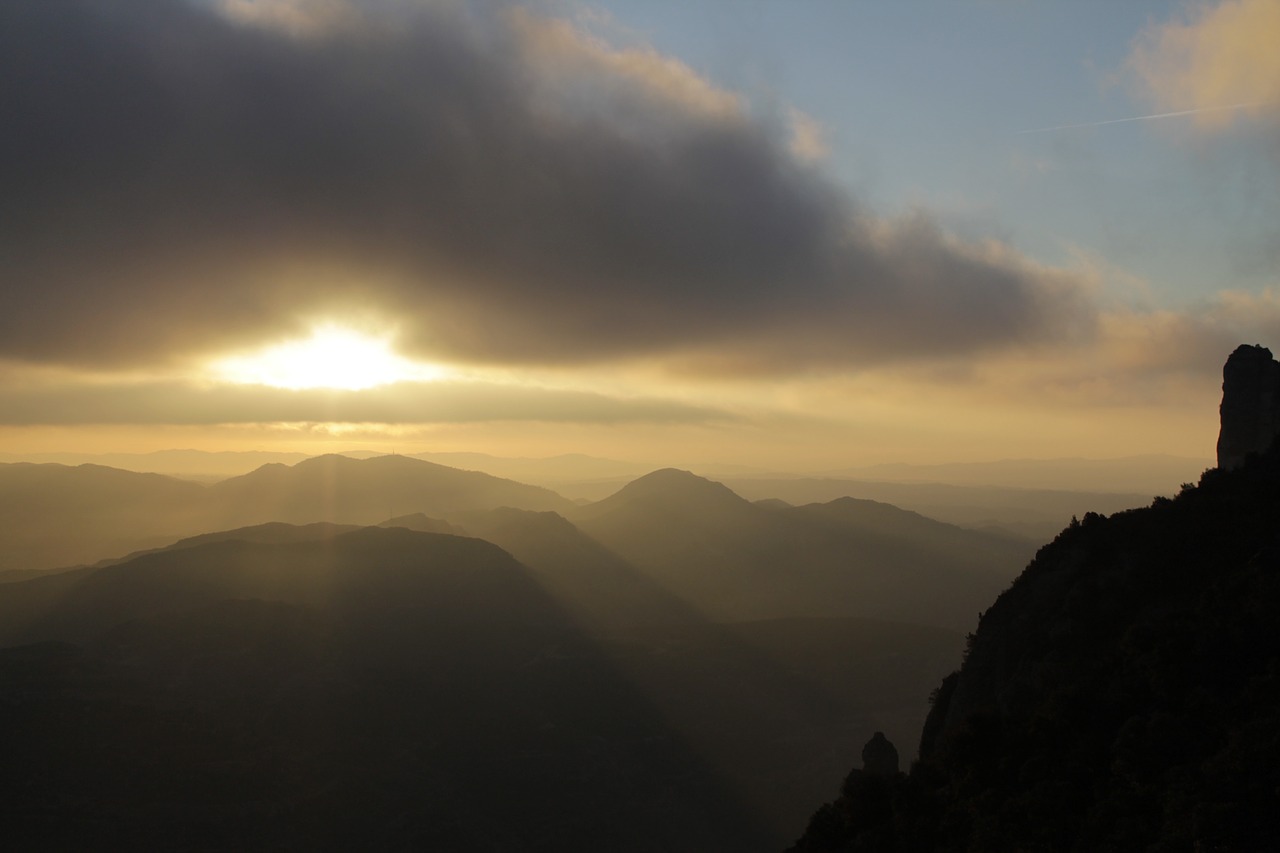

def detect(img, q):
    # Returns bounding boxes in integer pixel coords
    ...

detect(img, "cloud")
[0,0,1092,377]
[1125,0,1280,130]
[215,0,359,37]
[901,287,1280,410]
[509,8,744,122]
[0,373,731,426]
[787,108,829,162]
[1064,288,1280,401]
[658,213,1094,377]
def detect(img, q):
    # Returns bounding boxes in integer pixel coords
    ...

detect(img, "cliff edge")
[790,347,1280,851]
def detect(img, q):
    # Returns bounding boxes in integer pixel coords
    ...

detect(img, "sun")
[213,325,447,390]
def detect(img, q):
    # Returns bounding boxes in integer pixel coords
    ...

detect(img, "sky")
[1,0,1278,469]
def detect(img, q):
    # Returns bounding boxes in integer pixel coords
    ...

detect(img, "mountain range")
[0,449,1205,496]
[0,454,570,573]
[570,469,1027,628]
[719,476,1161,544]
[0,457,1033,633]
[4,428,1234,849]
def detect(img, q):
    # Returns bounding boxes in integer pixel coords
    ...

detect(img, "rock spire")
[860,731,899,776]
[1217,344,1280,470]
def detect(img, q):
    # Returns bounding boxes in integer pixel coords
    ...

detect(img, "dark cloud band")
[0,0,1093,375]
[0,376,730,426]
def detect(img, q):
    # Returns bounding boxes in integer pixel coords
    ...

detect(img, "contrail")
[1016,101,1276,135]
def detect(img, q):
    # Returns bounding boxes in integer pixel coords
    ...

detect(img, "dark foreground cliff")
[789,441,1280,851]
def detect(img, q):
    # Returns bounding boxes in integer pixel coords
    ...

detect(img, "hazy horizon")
[0,446,1212,495]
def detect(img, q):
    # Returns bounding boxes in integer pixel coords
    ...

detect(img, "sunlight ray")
[212,326,447,391]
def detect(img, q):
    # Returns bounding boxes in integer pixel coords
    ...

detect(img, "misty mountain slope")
[77,504,680,630]
[206,453,574,527]
[447,506,693,630]
[446,503,981,831]
[379,511,464,534]
[0,597,771,850]
[0,462,210,572]
[788,448,1280,852]
[774,498,1033,628]
[2,520,389,583]
[92,521,367,569]
[0,522,967,851]
[599,615,965,842]
[572,469,1032,628]
[0,527,562,647]
[783,496,1030,570]
[150,520,364,548]
[787,496,998,538]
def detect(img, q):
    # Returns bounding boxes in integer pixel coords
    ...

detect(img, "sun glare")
[213,326,446,390]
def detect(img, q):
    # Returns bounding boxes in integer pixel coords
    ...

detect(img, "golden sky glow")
[211,326,448,391]
[1,1,1275,475]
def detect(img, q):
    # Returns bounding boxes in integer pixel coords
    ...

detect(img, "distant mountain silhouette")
[0,462,209,572]
[0,459,1030,634]
[378,512,463,534]
[572,469,1032,629]
[0,454,575,572]
[721,476,1156,544]
[585,466,745,506]
[572,468,815,617]
[574,466,772,556]
[789,376,1280,850]
[787,495,1013,546]
[0,448,328,477]
[93,521,367,567]
[207,453,573,527]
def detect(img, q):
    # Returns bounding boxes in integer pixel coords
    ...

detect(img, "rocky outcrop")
[859,732,899,776]
[1217,344,1280,470]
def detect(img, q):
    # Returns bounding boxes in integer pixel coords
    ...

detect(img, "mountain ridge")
[208,453,576,524]
[570,468,1031,629]
[0,454,576,572]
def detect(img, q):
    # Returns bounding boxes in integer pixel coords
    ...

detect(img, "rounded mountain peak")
[613,468,740,501]
[576,468,755,524]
